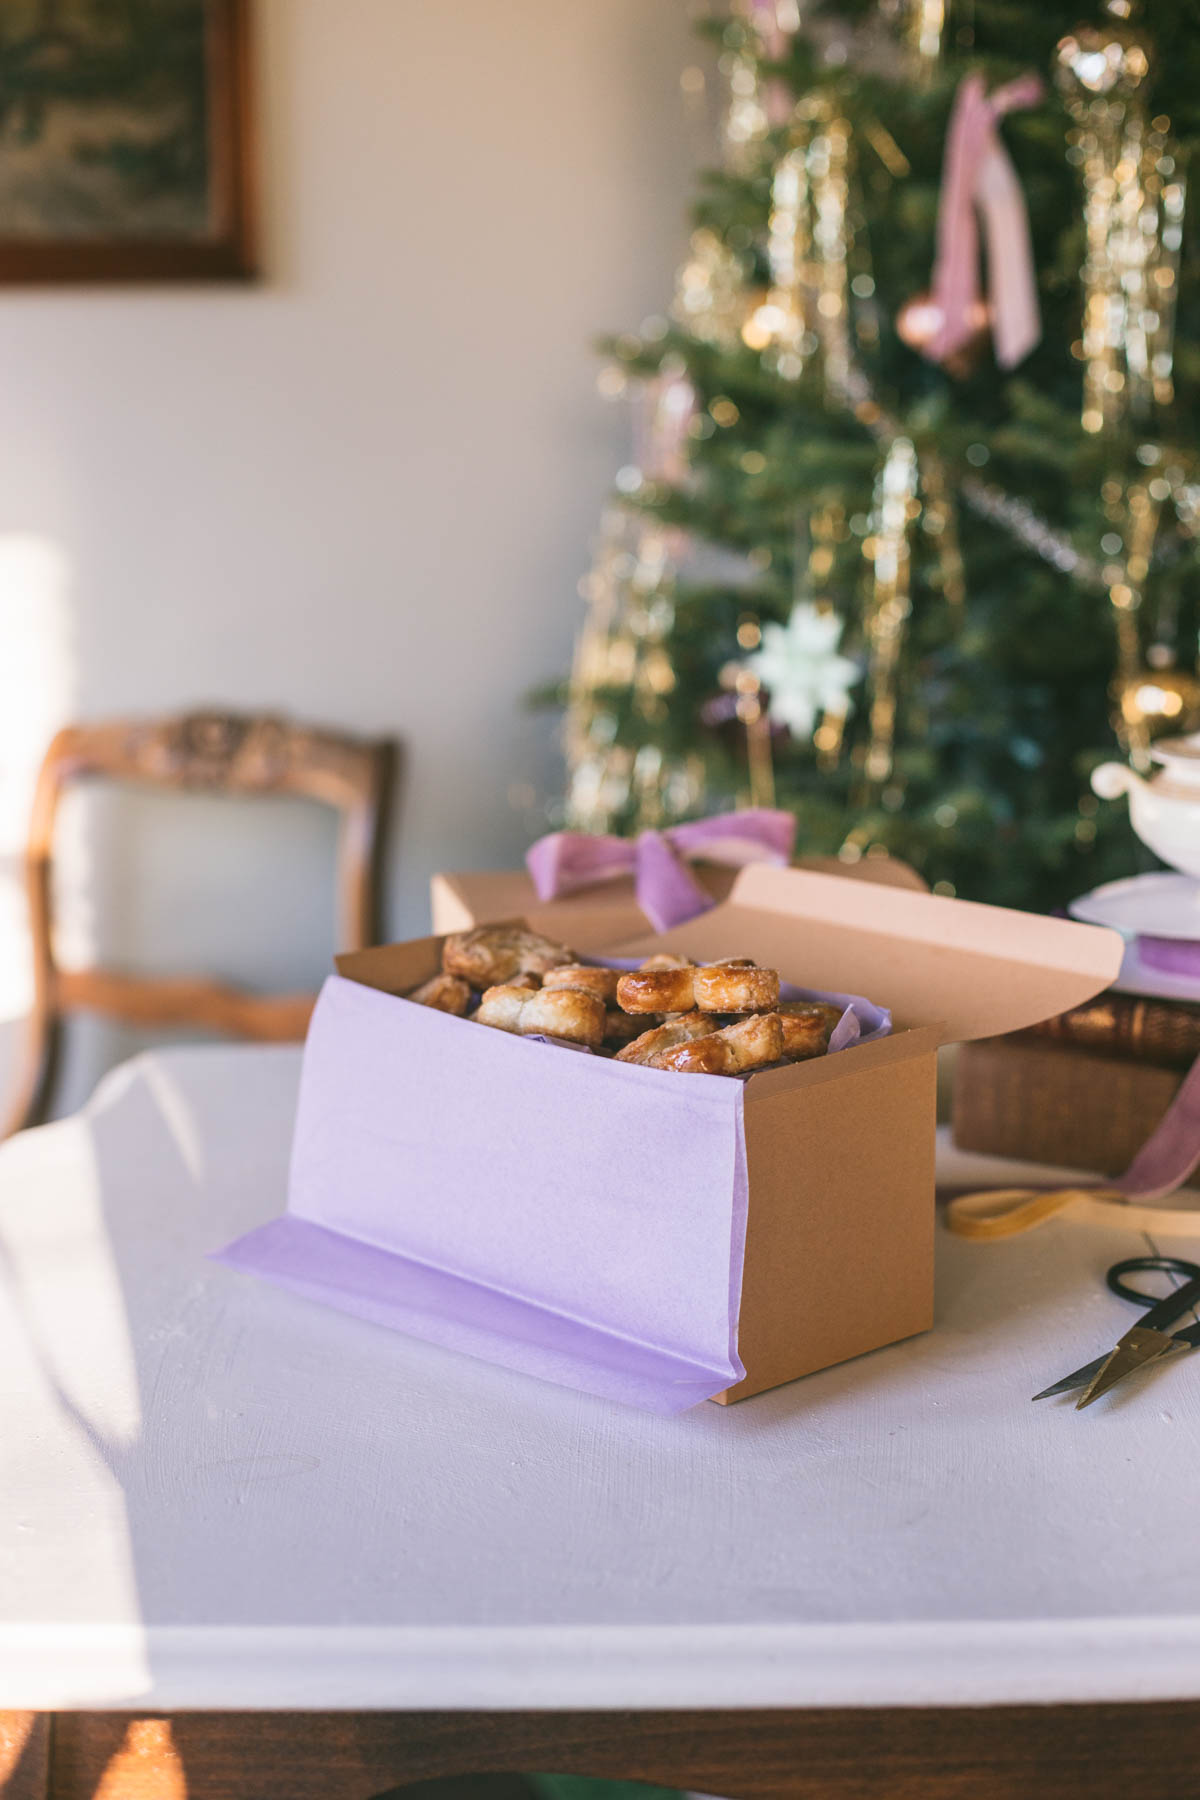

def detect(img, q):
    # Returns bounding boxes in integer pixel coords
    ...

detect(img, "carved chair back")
[4,711,394,1138]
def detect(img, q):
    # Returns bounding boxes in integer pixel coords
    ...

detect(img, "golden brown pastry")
[614,1013,719,1065]
[542,964,622,1004]
[508,971,543,992]
[777,1010,831,1061]
[406,973,472,1016]
[443,925,574,989]
[616,965,696,1013]
[651,1011,784,1075]
[616,961,779,1016]
[693,963,779,1012]
[475,983,606,1048]
[777,999,844,1059]
[639,953,693,971]
[778,998,844,1027]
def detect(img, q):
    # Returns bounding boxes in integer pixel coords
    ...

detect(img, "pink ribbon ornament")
[926,72,1043,371]
[526,809,797,935]
[745,0,799,128]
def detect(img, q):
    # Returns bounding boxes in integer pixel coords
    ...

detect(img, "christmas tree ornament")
[1100,473,1174,765]
[722,3,783,161]
[1114,669,1200,742]
[895,290,989,379]
[797,504,858,768]
[918,452,966,617]
[745,0,801,62]
[1054,20,1191,761]
[958,476,1106,588]
[759,97,853,389]
[744,601,861,742]
[635,368,696,495]
[563,501,698,834]
[761,138,812,372]
[1055,26,1180,433]
[716,628,780,810]
[675,228,750,350]
[810,110,853,394]
[906,0,946,71]
[920,73,1043,372]
[861,438,920,789]
[744,0,800,128]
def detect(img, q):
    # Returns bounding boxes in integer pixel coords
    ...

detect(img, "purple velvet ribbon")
[525,810,797,935]
[1114,1055,1200,1202]
[1106,933,1200,1200]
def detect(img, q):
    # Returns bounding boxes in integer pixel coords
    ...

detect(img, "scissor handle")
[1108,1255,1200,1306]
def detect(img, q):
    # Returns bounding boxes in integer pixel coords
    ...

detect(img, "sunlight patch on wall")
[0,534,76,1021]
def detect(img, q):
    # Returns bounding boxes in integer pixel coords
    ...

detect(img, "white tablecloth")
[3,1044,1200,1710]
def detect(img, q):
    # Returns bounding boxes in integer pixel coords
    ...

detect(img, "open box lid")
[612,864,1124,1044]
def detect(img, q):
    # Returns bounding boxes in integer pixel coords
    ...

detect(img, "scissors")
[1033,1255,1200,1409]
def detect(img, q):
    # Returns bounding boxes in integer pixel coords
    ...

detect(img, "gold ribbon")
[944,1185,1200,1239]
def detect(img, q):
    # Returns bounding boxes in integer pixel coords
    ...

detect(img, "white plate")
[1069,871,1200,941]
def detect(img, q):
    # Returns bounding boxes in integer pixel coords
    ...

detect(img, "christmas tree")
[555,0,1200,911]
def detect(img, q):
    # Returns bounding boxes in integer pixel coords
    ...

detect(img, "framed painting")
[0,0,256,282]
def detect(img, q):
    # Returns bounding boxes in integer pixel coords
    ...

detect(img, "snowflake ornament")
[745,602,861,739]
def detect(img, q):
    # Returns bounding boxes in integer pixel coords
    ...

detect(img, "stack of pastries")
[403,925,844,1077]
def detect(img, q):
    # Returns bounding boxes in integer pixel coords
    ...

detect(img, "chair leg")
[1,1009,61,1140]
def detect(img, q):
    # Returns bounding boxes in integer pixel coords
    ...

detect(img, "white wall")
[0,0,709,1111]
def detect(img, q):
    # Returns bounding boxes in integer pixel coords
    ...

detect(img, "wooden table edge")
[5,1703,1200,1800]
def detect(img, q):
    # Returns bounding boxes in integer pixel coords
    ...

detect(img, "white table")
[3,1046,1200,1798]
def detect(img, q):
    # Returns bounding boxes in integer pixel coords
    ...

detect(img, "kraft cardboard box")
[430,851,929,948]
[219,867,1122,1411]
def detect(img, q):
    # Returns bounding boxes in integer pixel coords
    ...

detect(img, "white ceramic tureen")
[1093,735,1200,878]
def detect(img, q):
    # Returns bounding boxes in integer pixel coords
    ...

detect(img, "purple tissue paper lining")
[215,962,889,1414]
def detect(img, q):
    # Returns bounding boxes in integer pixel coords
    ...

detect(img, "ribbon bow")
[927,72,1043,371]
[526,810,797,935]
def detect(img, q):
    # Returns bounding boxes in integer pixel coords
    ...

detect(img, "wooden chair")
[2,709,395,1139]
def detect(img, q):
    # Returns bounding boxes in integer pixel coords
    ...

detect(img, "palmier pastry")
[777,999,844,1059]
[638,953,693,971]
[779,999,844,1029]
[651,1011,784,1076]
[542,964,621,1004]
[443,925,574,989]
[614,1013,718,1066]
[475,983,605,1048]
[692,962,778,1012]
[777,1009,833,1061]
[406,973,472,1016]
[616,965,696,1014]
[617,960,779,1016]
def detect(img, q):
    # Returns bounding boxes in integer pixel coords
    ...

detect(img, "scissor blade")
[1034,1320,1200,1405]
[1075,1326,1192,1410]
[1032,1353,1110,1401]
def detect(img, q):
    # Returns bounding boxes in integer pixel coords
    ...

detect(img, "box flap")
[429,868,738,947]
[430,855,928,942]
[614,864,1123,1044]
[335,935,443,994]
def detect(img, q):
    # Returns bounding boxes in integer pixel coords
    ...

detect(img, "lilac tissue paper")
[216,970,890,1413]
